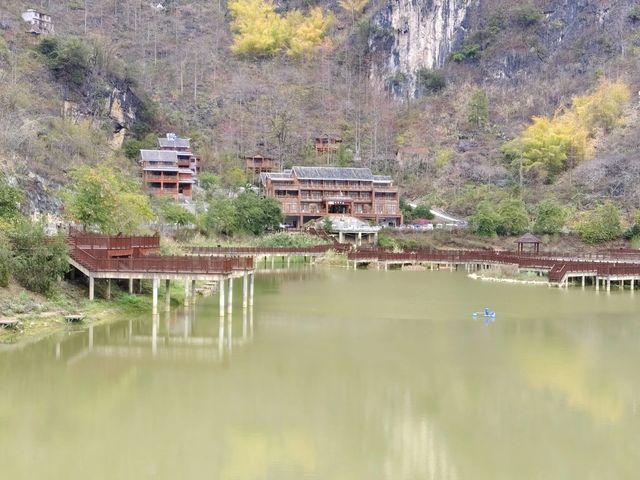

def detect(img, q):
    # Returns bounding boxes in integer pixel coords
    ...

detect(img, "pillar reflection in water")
[151,314,159,357]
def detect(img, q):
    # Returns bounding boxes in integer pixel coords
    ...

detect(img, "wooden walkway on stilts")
[347,248,640,290]
[68,231,255,316]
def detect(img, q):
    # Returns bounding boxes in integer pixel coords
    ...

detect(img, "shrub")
[37,37,92,89]
[577,202,622,244]
[257,232,327,247]
[629,6,640,22]
[497,198,529,235]
[0,240,11,288]
[451,43,481,62]
[158,200,196,226]
[468,90,489,130]
[0,175,23,222]
[533,198,568,234]
[469,201,501,236]
[417,69,447,94]
[512,5,542,28]
[9,222,69,296]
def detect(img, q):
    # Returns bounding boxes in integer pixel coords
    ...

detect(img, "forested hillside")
[1,0,640,222]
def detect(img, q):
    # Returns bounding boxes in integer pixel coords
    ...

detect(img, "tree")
[205,197,239,236]
[159,200,196,226]
[468,90,489,130]
[62,165,153,234]
[9,221,69,295]
[469,201,501,236]
[37,37,92,89]
[228,0,330,58]
[497,198,529,235]
[577,201,622,244]
[221,168,248,190]
[412,204,434,220]
[533,198,568,234]
[0,175,23,223]
[235,192,282,234]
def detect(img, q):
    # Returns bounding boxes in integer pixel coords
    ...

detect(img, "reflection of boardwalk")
[58,307,254,365]
[382,392,458,480]
[349,248,640,290]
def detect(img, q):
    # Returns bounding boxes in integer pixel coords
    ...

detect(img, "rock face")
[369,0,476,97]
[107,82,141,148]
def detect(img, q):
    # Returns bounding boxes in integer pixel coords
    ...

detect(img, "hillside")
[1,0,640,220]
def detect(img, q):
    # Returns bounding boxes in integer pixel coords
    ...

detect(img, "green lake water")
[1,268,639,479]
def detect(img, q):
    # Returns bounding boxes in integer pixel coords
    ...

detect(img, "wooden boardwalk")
[68,231,255,315]
[347,248,640,290]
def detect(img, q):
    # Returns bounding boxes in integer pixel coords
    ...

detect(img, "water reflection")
[55,304,255,365]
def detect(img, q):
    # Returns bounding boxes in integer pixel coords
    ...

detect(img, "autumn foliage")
[503,80,631,183]
[228,0,331,57]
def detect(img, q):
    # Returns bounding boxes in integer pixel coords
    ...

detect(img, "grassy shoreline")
[0,278,187,345]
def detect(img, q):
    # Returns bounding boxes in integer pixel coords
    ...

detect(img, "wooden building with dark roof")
[261,166,402,228]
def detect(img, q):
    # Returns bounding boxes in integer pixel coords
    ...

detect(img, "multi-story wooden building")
[140,134,199,201]
[22,9,54,35]
[261,166,402,228]
[245,154,275,174]
[314,135,342,155]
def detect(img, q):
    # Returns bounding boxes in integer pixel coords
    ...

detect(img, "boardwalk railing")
[69,230,160,251]
[187,245,350,255]
[348,247,640,283]
[71,247,253,274]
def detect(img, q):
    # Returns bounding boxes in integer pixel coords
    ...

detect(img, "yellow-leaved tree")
[228,0,331,57]
[503,80,630,184]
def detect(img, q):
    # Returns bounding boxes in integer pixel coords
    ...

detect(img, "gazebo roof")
[516,233,541,244]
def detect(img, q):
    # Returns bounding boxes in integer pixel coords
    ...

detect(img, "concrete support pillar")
[631,279,635,291]
[242,271,248,309]
[152,277,159,315]
[184,277,190,306]
[227,276,234,315]
[138,279,143,294]
[287,256,291,268]
[357,232,362,246]
[339,232,344,243]
[165,279,171,310]
[219,277,225,317]
[582,276,585,288]
[106,279,111,300]
[595,277,599,291]
[249,273,254,306]
[607,279,611,292]
[129,278,134,294]
[271,257,275,269]
[89,276,95,301]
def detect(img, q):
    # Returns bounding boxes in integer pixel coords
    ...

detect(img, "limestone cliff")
[369,0,476,97]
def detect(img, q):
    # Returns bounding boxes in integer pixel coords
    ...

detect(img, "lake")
[0,268,639,479]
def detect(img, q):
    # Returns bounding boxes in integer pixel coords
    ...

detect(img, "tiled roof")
[140,150,178,162]
[291,166,374,180]
[373,175,392,183]
[158,135,191,149]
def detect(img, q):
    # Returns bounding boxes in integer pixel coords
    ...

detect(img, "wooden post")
[219,277,225,317]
